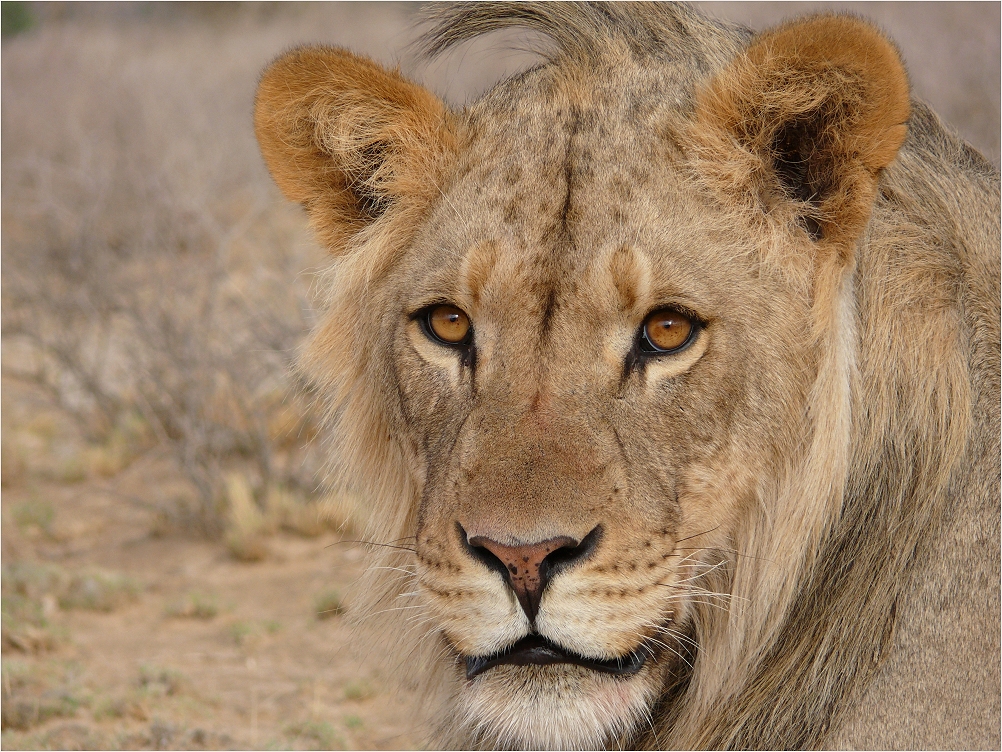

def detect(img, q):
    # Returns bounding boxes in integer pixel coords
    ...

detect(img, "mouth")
[465,634,649,680]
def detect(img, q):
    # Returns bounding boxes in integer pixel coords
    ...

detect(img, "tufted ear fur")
[695,15,910,256]
[254,47,457,253]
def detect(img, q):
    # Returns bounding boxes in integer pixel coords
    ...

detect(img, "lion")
[254,4,1000,748]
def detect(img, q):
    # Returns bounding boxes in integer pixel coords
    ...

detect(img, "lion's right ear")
[254,47,457,253]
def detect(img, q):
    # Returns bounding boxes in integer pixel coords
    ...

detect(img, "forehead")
[402,65,746,315]
[459,68,690,230]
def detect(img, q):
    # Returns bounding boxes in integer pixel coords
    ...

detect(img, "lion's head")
[255,4,999,749]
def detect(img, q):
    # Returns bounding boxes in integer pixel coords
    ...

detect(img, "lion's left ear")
[695,15,910,255]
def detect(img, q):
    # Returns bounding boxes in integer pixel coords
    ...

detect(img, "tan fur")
[255,4,1000,749]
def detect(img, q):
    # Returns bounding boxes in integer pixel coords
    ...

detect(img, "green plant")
[228,620,255,646]
[286,720,345,750]
[314,589,345,620]
[165,592,218,620]
[59,570,140,612]
[343,714,364,730]
[11,499,54,533]
[1,2,33,37]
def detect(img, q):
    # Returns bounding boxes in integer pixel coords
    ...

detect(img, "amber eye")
[424,304,472,346]
[639,309,695,354]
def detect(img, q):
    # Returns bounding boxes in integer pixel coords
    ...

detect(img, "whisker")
[636,690,661,750]
[645,623,720,672]
[367,603,425,618]
[674,582,749,603]
[330,539,417,553]
[667,595,733,614]
[674,525,720,544]
[629,629,693,670]
[672,545,775,564]
[657,584,739,602]
[361,570,418,590]
[367,565,417,576]
[675,559,728,584]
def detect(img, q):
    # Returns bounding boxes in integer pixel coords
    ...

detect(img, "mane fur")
[417,2,749,66]
[297,5,999,748]
[667,106,984,748]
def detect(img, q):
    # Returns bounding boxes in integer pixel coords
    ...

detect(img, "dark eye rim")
[413,303,474,349]
[636,307,702,356]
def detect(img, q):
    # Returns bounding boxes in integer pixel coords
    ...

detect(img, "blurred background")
[2,3,998,749]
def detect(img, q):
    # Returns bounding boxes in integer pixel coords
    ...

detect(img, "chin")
[456,663,658,750]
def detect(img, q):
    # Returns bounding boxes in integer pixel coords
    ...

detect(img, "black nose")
[460,524,603,622]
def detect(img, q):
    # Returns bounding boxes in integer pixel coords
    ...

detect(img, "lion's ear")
[254,46,456,253]
[696,15,910,253]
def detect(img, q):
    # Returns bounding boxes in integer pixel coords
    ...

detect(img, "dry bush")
[163,591,218,620]
[1,561,140,653]
[0,659,86,733]
[2,6,326,536]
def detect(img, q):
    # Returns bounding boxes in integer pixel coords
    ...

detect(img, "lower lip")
[465,634,649,680]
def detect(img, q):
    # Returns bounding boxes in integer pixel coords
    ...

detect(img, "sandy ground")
[2,3,998,750]
[2,385,423,751]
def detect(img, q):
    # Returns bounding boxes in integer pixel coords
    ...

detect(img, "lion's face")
[376,97,815,746]
[255,9,911,749]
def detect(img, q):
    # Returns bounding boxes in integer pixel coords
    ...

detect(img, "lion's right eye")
[422,304,472,347]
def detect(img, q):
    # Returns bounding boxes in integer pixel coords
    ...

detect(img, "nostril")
[458,523,510,580]
[540,524,603,578]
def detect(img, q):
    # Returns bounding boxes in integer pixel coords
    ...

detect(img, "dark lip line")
[465,634,650,680]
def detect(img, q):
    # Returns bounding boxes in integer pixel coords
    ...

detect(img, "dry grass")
[2,3,331,538]
[314,589,346,621]
[164,592,219,621]
[2,561,141,653]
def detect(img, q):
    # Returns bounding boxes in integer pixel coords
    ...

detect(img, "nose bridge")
[514,394,580,468]
[484,386,597,476]
[457,385,608,542]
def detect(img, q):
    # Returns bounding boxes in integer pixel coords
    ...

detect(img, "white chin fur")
[457,663,655,750]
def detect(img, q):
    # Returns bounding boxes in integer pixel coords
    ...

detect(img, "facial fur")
[390,82,813,746]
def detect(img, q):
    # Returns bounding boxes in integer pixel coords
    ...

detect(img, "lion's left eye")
[638,309,696,354]
[422,304,472,346]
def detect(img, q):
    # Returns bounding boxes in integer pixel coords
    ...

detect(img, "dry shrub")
[223,472,346,561]
[137,665,187,699]
[164,591,219,620]
[223,472,269,562]
[58,570,141,613]
[267,484,338,538]
[0,660,86,733]
[2,6,327,536]
[1,562,65,653]
[1,598,62,654]
[1,562,141,651]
